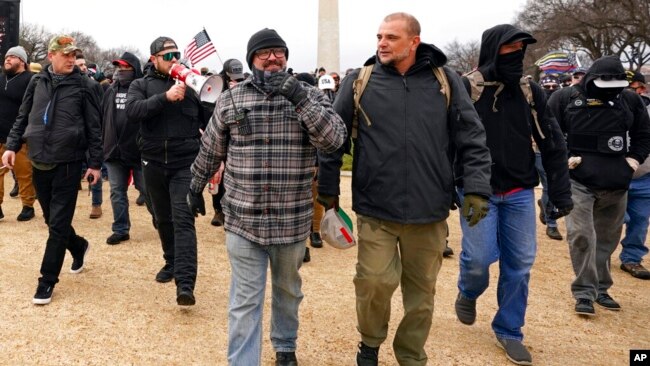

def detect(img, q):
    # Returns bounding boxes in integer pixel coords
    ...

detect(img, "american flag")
[184,29,216,66]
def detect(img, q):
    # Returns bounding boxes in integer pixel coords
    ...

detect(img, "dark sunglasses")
[157,51,181,61]
[543,84,559,90]
[593,73,626,81]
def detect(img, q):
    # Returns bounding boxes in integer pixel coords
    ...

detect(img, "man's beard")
[378,47,410,67]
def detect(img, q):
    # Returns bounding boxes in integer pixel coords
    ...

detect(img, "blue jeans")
[620,173,650,264]
[534,152,557,227]
[225,233,304,366]
[105,160,147,235]
[457,188,536,341]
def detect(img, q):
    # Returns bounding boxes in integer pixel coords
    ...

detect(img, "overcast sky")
[21,0,527,73]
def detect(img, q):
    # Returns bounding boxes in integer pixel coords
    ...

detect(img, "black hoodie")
[102,52,144,165]
[461,24,572,209]
[548,56,650,190]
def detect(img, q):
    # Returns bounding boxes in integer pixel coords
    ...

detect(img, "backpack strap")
[352,64,451,139]
[466,70,545,139]
[432,66,451,109]
[352,65,373,139]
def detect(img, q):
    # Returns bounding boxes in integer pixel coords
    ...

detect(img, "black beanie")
[246,28,289,68]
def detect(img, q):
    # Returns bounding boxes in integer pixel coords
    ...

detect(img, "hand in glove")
[267,72,308,105]
[546,202,573,220]
[461,194,489,227]
[186,191,206,217]
[568,156,582,170]
[316,194,339,211]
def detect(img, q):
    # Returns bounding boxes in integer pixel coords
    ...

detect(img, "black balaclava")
[496,49,525,86]
[586,82,623,102]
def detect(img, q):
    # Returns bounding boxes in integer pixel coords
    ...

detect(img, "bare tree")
[516,0,650,70]
[19,23,51,64]
[444,39,480,74]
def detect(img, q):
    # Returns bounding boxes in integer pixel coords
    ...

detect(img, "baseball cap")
[589,56,629,88]
[626,70,646,84]
[48,35,81,54]
[223,59,245,81]
[318,74,336,90]
[572,67,587,76]
[150,36,177,55]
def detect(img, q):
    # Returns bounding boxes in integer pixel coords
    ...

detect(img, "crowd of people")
[0,11,649,366]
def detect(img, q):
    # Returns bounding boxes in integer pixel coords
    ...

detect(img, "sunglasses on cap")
[157,51,181,61]
[593,73,626,81]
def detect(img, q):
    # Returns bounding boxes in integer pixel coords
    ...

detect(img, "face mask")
[251,67,284,93]
[116,70,135,86]
[586,82,623,102]
[496,49,524,85]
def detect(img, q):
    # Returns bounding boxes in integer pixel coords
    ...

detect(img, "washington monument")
[317,0,340,74]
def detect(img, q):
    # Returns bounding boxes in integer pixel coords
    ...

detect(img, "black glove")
[316,193,339,211]
[546,201,573,220]
[186,190,206,217]
[461,194,489,227]
[267,72,308,105]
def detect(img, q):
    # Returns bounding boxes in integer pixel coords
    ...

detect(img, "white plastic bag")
[320,208,356,249]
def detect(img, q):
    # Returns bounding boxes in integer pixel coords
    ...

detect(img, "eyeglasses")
[543,84,559,90]
[254,48,287,60]
[593,73,626,81]
[156,51,181,61]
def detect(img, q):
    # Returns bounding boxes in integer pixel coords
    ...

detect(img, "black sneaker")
[537,199,546,225]
[33,283,54,305]
[303,247,311,263]
[17,206,35,221]
[595,293,621,311]
[356,342,379,366]
[443,244,454,257]
[546,226,563,240]
[155,264,174,283]
[106,233,130,245]
[575,298,595,316]
[176,287,196,306]
[310,232,323,248]
[70,238,89,274]
[9,182,19,197]
[496,337,532,366]
[211,211,225,226]
[135,193,146,206]
[455,292,477,325]
[275,351,298,366]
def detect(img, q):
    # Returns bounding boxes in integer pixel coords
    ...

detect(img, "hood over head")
[477,24,536,82]
[112,51,143,79]
[581,56,628,101]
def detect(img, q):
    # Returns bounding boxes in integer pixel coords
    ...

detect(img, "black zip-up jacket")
[318,43,492,224]
[103,52,143,165]
[0,70,33,143]
[126,67,208,169]
[460,24,572,209]
[6,66,103,168]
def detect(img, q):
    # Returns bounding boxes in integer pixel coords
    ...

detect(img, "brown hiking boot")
[620,263,650,280]
[89,205,102,219]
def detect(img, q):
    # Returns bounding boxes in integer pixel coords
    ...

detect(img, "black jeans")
[33,161,86,286]
[143,162,197,290]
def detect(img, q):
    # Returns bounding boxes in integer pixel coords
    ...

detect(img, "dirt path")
[0,175,648,365]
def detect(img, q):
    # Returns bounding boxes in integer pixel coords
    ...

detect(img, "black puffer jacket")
[460,24,572,209]
[102,52,143,165]
[318,43,492,224]
[6,66,103,168]
[126,67,208,169]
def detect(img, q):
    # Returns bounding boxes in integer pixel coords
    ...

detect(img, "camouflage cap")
[48,35,82,54]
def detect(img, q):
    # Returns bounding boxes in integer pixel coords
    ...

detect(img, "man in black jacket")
[455,25,573,365]
[103,51,149,245]
[548,56,650,315]
[0,45,36,222]
[2,35,103,305]
[318,13,492,366]
[126,36,207,306]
